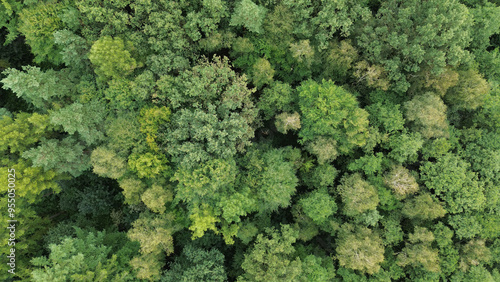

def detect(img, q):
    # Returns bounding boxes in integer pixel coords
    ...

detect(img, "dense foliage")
[1,0,499,281]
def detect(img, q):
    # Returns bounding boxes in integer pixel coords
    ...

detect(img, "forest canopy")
[1,0,500,281]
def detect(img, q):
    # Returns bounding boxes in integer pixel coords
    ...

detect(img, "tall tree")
[335,223,385,275]
[298,79,370,156]
[420,154,486,214]
[239,225,302,281]
[355,0,473,93]
[158,56,258,168]
[337,173,379,217]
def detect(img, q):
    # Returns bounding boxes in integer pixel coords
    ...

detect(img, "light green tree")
[335,223,385,275]
[89,36,140,81]
[298,79,370,155]
[337,173,379,217]
[230,0,267,34]
[397,227,440,273]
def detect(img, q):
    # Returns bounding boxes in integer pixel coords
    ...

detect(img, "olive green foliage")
[402,193,446,221]
[337,173,379,217]
[404,92,449,139]
[275,111,301,134]
[91,146,127,179]
[0,0,24,44]
[384,165,419,199]
[251,57,274,88]
[445,68,490,110]
[335,223,385,274]
[257,81,295,120]
[397,227,440,273]
[128,152,170,179]
[242,147,299,214]
[0,112,54,154]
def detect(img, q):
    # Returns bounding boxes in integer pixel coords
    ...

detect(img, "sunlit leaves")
[89,36,140,80]
[335,223,385,274]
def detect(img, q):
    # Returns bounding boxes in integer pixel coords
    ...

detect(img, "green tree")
[161,244,227,282]
[320,40,358,81]
[18,2,66,64]
[356,0,473,93]
[305,137,338,164]
[0,0,24,44]
[299,254,336,281]
[397,227,440,273]
[385,131,424,163]
[138,105,171,151]
[89,36,140,81]
[337,173,379,217]
[2,66,75,110]
[298,79,370,155]
[420,154,486,213]
[141,183,173,214]
[445,68,490,110]
[104,114,142,156]
[251,58,275,88]
[158,56,258,168]
[353,60,390,90]
[0,157,65,204]
[242,147,299,214]
[289,39,315,68]
[0,197,50,280]
[404,92,449,139]
[299,188,337,225]
[118,177,147,206]
[384,165,419,199]
[275,112,301,134]
[90,146,127,180]
[402,193,446,221]
[451,265,498,282]
[448,213,483,239]
[238,225,302,281]
[230,0,267,34]
[348,153,385,176]
[366,102,405,134]
[21,137,90,177]
[104,71,156,112]
[31,228,135,281]
[257,82,295,120]
[433,222,460,276]
[49,100,107,145]
[128,152,170,179]
[53,30,90,71]
[171,158,253,238]
[459,239,492,271]
[128,212,182,281]
[0,112,54,154]
[335,223,385,275]
[312,1,371,50]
